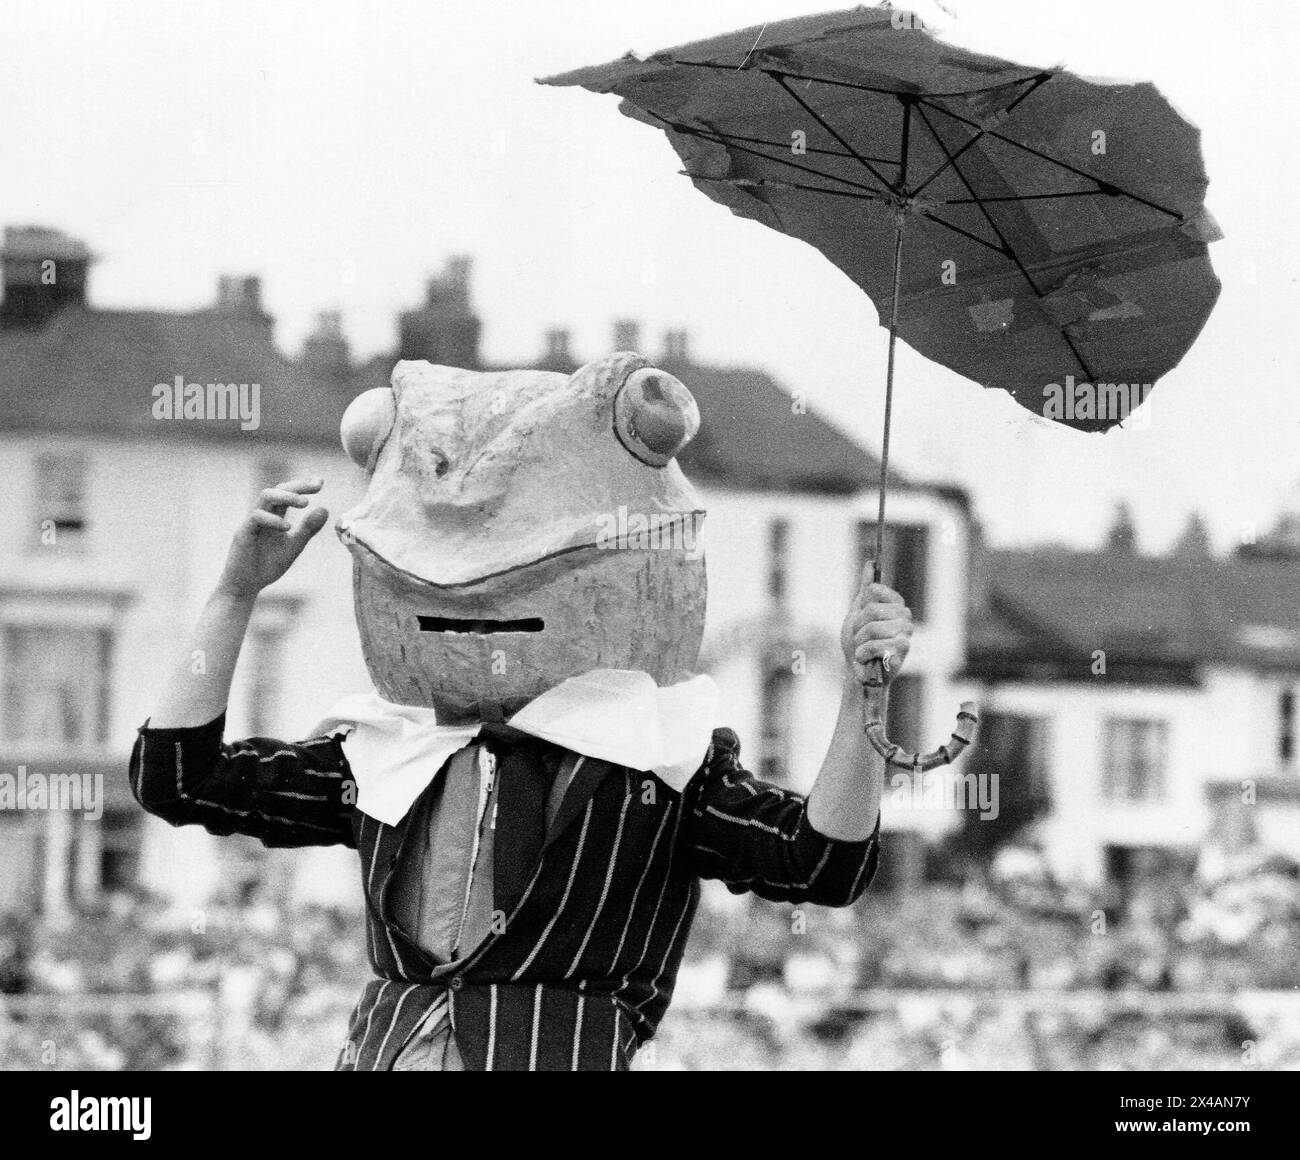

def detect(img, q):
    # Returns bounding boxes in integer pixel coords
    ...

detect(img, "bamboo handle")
[859,562,978,769]
[861,665,979,771]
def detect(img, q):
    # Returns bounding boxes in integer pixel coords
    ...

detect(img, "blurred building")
[0,230,971,916]
[0,225,365,919]
[967,507,1300,883]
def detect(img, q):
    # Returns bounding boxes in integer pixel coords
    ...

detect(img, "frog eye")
[341,388,397,472]
[613,368,700,467]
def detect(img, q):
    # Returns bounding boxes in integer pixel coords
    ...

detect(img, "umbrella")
[542,5,1221,770]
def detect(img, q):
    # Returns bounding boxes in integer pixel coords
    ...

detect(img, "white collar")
[310,669,718,826]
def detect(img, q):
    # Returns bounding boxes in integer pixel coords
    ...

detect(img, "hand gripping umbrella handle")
[860,659,979,771]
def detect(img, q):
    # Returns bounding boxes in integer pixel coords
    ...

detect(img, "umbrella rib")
[711,128,897,167]
[914,102,1097,382]
[644,109,891,196]
[907,73,1053,199]
[769,72,898,192]
[682,172,890,205]
[917,211,1010,256]
[941,190,1115,205]
[917,97,1184,221]
[897,95,912,188]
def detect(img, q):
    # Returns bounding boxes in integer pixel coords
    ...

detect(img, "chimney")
[613,318,640,353]
[661,328,690,363]
[398,254,482,368]
[214,274,273,332]
[439,255,473,303]
[303,310,351,384]
[540,329,577,369]
[0,226,93,330]
[1105,501,1139,555]
[1172,511,1213,559]
[545,328,568,357]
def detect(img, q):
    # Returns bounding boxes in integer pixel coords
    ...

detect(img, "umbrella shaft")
[873,219,905,585]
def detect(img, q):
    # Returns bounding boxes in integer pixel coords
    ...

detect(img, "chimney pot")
[303,310,351,382]
[613,318,640,353]
[662,328,690,363]
[399,256,482,367]
[214,273,272,331]
[425,255,474,312]
[218,274,262,312]
[0,225,93,329]
[545,328,571,359]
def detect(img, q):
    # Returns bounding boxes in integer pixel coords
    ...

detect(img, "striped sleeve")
[682,727,879,907]
[128,712,357,849]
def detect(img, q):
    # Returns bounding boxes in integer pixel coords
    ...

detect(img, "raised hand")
[216,478,330,601]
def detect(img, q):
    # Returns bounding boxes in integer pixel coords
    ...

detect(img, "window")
[954,711,1050,856]
[977,712,1045,801]
[885,673,924,751]
[100,810,143,894]
[239,596,299,738]
[767,518,789,605]
[32,451,87,551]
[245,624,286,737]
[757,663,795,784]
[1102,718,1168,802]
[0,817,41,913]
[966,710,1051,812]
[1280,688,1295,764]
[854,521,929,620]
[255,457,290,499]
[1,626,112,749]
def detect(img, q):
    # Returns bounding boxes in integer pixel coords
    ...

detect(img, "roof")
[0,305,349,445]
[969,547,1300,679]
[1,298,899,494]
[658,355,891,495]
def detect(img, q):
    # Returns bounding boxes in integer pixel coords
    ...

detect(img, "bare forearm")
[149,588,255,728]
[806,670,884,841]
[148,478,327,729]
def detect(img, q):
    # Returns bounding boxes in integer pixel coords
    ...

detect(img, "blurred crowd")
[1,839,1298,1069]
[681,841,1300,998]
[652,841,1300,1069]
[0,898,369,1069]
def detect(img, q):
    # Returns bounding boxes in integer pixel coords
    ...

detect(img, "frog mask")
[337,353,707,722]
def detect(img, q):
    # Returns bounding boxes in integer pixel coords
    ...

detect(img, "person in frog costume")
[131,352,914,1070]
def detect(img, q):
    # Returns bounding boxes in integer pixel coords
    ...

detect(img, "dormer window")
[855,521,929,621]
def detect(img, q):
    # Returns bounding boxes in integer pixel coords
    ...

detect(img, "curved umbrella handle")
[860,657,979,771]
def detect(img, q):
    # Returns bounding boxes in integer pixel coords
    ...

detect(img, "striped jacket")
[129,712,880,1070]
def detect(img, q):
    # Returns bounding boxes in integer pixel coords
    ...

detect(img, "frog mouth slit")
[417,616,545,634]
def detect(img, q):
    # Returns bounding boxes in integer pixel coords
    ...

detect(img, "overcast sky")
[3,0,1296,553]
